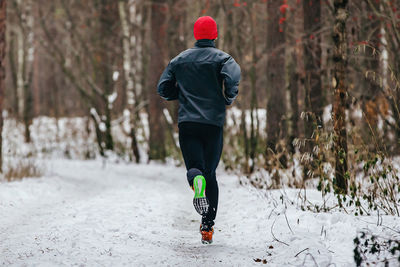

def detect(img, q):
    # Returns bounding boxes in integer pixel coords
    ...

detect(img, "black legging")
[178,121,223,226]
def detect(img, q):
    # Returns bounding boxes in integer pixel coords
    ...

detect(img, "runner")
[157,16,241,244]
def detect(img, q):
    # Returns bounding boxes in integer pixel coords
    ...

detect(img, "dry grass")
[4,159,43,182]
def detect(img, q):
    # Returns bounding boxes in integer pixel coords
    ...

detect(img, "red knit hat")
[193,16,218,40]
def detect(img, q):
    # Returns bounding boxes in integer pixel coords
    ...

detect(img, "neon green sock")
[193,175,206,199]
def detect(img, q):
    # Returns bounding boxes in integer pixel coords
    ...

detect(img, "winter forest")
[0,0,400,266]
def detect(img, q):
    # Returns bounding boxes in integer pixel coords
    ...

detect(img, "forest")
[0,0,399,266]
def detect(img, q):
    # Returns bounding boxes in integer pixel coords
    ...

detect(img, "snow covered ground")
[0,160,399,266]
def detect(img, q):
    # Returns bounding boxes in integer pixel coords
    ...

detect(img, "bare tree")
[332,0,349,193]
[96,0,120,151]
[303,0,323,179]
[266,0,287,169]
[359,0,382,150]
[303,0,323,126]
[119,0,141,162]
[167,0,187,126]
[10,0,35,142]
[286,0,302,156]
[38,0,121,156]
[148,0,168,161]
[365,0,400,153]
[0,0,5,172]
[247,1,260,173]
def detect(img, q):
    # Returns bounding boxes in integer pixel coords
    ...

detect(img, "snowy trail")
[0,160,269,266]
[1,160,398,266]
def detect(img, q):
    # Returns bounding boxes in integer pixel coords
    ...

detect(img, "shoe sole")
[201,239,213,244]
[193,175,209,215]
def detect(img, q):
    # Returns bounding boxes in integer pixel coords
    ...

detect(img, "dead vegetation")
[3,159,43,182]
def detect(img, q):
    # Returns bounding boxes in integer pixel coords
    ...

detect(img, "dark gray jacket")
[157,39,241,127]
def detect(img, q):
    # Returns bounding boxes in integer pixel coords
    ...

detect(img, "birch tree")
[119,0,140,162]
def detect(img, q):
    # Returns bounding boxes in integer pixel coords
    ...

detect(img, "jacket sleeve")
[220,56,241,105]
[157,62,179,101]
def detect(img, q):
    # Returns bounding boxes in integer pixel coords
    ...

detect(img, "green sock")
[193,175,206,199]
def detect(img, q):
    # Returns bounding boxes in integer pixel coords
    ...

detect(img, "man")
[157,16,241,244]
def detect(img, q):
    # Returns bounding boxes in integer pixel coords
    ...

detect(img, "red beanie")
[193,16,218,40]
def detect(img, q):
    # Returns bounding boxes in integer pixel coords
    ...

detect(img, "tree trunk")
[303,0,323,126]
[14,0,34,143]
[16,26,24,120]
[98,0,118,151]
[91,112,105,157]
[119,0,141,163]
[168,0,186,126]
[288,51,299,154]
[8,32,19,117]
[249,2,258,173]
[266,0,287,168]
[332,0,349,193]
[0,0,5,172]
[24,0,34,142]
[148,0,168,161]
[286,2,302,155]
[360,1,381,150]
[303,0,323,179]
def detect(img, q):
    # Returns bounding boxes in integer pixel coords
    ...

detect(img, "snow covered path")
[0,160,398,266]
[0,160,270,266]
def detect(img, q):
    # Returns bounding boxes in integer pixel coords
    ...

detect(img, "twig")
[377,209,381,226]
[357,218,400,235]
[294,247,309,257]
[267,206,277,220]
[271,217,289,247]
[320,225,325,237]
[284,209,294,235]
[302,252,320,267]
